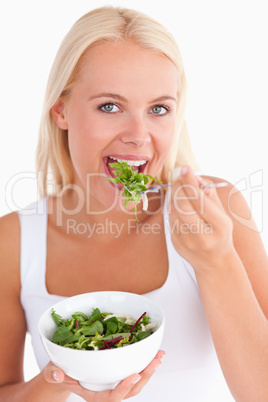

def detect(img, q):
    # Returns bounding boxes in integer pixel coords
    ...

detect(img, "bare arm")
[0,212,69,401]
[170,166,268,402]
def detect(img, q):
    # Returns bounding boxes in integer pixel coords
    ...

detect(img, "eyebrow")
[150,95,177,103]
[88,92,177,103]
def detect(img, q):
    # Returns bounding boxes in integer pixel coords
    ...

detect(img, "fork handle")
[202,182,228,190]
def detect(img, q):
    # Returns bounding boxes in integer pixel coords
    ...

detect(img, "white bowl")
[38,291,165,391]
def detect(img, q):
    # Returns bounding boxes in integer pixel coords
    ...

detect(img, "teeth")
[109,156,147,167]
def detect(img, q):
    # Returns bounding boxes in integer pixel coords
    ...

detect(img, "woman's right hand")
[44,350,165,401]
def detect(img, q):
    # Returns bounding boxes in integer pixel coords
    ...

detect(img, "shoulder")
[203,174,268,315]
[0,211,20,254]
[0,211,21,293]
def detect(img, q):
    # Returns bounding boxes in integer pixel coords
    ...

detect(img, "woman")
[0,6,268,402]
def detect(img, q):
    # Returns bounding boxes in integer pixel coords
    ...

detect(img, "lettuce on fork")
[106,161,162,221]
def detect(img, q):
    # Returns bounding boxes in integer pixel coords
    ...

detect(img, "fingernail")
[181,166,188,176]
[131,374,141,385]
[53,371,60,382]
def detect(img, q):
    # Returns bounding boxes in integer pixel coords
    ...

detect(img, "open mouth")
[103,156,148,180]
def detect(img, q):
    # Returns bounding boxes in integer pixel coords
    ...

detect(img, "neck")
[48,188,166,239]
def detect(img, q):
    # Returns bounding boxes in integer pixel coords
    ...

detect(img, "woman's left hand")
[169,166,235,273]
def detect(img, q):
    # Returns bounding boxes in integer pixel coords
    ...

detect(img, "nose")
[119,115,151,147]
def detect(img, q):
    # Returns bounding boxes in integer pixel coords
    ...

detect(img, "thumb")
[43,361,65,384]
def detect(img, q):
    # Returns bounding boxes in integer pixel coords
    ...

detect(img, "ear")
[50,99,68,130]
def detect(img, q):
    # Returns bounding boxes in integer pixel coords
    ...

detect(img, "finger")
[125,350,165,398]
[140,350,165,375]
[110,373,142,400]
[43,362,66,384]
[113,351,165,400]
[174,166,228,224]
[171,186,224,233]
[63,373,142,402]
[171,167,206,219]
[171,183,202,220]
[154,350,166,359]
[180,166,226,207]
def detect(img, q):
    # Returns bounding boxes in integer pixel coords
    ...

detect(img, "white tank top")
[18,197,234,402]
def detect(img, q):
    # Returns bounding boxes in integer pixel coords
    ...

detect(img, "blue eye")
[150,105,169,115]
[99,103,120,113]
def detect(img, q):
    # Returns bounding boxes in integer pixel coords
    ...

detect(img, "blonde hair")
[36,6,199,196]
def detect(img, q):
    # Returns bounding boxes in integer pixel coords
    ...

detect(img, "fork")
[139,181,228,195]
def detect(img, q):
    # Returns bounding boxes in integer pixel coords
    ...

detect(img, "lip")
[105,154,151,161]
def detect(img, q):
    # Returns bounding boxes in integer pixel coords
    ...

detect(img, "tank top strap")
[18,197,48,297]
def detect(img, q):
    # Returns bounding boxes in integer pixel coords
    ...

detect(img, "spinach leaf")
[52,325,80,345]
[78,320,103,336]
[136,331,151,341]
[106,320,118,335]
[106,162,162,221]
[51,309,63,326]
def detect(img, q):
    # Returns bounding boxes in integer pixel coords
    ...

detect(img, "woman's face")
[54,40,178,212]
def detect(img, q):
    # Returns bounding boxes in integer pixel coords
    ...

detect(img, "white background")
[0,0,267,394]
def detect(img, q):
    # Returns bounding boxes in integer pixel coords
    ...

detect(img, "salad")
[106,161,162,221]
[51,307,158,350]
